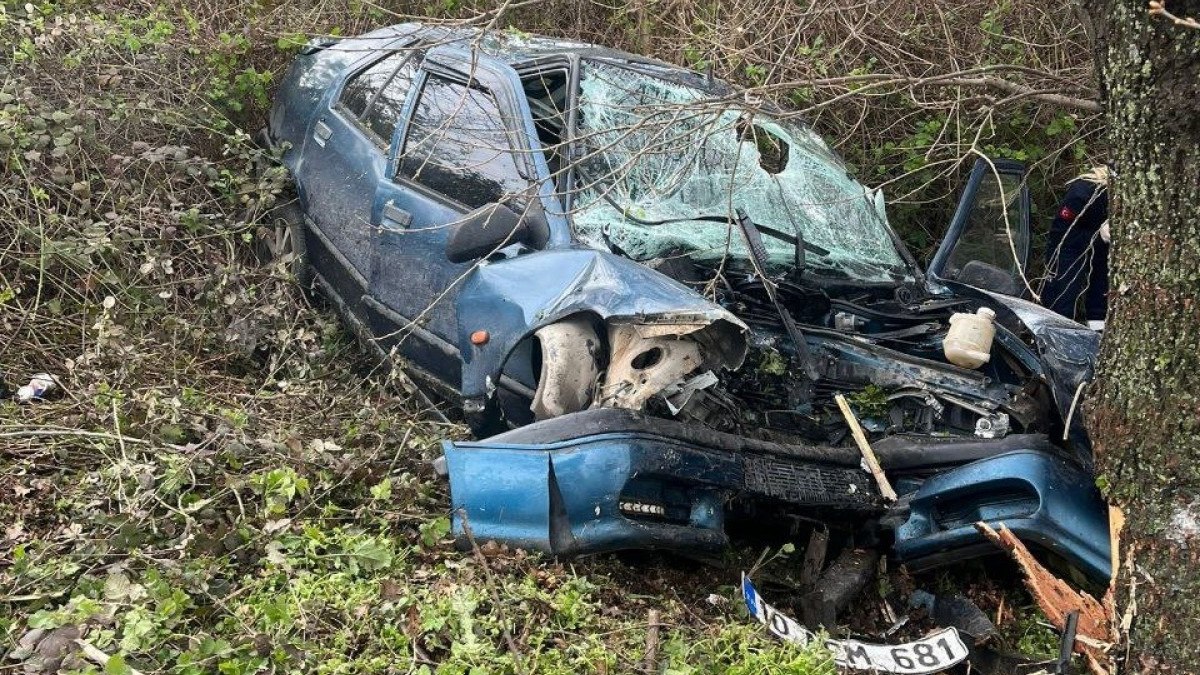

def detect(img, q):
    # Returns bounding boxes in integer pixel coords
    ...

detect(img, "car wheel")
[257,201,311,287]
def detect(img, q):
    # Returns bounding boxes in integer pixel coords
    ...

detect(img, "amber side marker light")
[470,330,489,346]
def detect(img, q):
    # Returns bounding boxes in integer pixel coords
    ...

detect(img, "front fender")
[454,248,747,402]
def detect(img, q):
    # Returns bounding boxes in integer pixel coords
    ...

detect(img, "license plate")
[742,574,970,674]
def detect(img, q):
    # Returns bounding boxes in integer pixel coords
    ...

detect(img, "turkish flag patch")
[1058,205,1077,221]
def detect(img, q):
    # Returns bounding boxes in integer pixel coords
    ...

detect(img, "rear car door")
[292,44,420,301]
[928,158,1031,297]
[365,53,542,389]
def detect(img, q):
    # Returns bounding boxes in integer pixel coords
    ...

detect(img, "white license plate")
[742,574,970,674]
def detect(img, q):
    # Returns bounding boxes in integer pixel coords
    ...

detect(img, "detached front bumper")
[893,450,1111,583]
[444,409,1111,585]
[443,408,881,557]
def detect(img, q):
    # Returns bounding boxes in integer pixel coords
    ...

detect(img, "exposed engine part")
[530,317,601,420]
[834,311,865,332]
[975,412,1010,439]
[599,322,704,409]
[660,370,719,415]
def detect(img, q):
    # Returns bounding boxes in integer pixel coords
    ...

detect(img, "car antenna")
[735,208,820,380]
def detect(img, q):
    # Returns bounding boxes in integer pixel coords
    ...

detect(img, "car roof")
[372,23,732,95]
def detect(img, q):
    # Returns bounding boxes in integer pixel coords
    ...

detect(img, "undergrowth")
[0,2,837,672]
[2,0,1084,672]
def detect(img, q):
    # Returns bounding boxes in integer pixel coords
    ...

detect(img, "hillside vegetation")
[2,1,1090,672]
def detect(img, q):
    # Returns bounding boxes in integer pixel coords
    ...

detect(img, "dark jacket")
[1048,179,1107,250]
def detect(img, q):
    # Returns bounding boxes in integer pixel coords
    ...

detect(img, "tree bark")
[1084,0,1200,670]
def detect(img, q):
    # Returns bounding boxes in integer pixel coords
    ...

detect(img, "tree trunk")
[1085,0,1200,670]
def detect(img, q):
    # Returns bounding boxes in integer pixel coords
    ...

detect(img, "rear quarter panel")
[268,24,420,168]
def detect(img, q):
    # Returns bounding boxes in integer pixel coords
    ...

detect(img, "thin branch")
[1150,0,1200,29]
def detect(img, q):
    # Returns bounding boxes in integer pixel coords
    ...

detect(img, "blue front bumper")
[444,410,1110,584]
[893,450,1111,582]
[444,410,880,557]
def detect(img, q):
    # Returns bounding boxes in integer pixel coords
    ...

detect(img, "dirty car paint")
[268,23,1112,592]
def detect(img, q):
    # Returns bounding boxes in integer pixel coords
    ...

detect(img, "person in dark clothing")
[1041,167,1110,330]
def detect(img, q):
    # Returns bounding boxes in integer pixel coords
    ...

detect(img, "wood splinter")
[834,394,897,502]
[977,521,1114,675]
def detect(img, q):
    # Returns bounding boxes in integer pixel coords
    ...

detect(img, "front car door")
[364,50,549,390]
[928,158,1032,297]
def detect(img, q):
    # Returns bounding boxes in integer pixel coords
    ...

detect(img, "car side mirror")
[445,202,549,263]
[955,260,1021,296]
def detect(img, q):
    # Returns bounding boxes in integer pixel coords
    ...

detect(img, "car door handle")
[313,120,332,147]
[381,203,412,230]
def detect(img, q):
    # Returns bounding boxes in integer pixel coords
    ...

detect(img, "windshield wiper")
[735,208,820,380]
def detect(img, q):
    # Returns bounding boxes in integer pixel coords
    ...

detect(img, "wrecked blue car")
[264,24,1110,588]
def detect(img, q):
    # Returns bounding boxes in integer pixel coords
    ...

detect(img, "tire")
[256,200,312,288]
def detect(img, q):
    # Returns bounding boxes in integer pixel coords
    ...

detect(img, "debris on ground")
[14,373,57,404]
[742,573,971,674]
[978,522,1113,673]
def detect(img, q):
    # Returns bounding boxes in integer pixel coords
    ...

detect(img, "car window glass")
[338,52,407,120]
[362,57,418,144]
[399,75,529,209]
[943,172,1027,279]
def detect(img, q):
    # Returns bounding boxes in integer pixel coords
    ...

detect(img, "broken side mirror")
[445,202,550,263]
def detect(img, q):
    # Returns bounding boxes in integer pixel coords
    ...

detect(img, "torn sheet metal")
[742,574,969,674]
[455,249,748,402]
[600,323,704,409]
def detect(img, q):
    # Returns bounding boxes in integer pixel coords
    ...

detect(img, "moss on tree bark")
[1084,0,1200,670]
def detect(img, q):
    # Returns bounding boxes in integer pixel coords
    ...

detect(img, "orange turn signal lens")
[470,330,489,346]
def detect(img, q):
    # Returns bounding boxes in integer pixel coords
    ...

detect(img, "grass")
[0,2,840,672]
[1,1,1070,672]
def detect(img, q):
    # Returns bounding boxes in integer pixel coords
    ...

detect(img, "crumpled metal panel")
[455,248,747,400]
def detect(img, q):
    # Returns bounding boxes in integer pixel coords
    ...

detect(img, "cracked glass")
[570,60,912,282]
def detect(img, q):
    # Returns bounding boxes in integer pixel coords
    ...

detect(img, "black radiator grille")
[742,456,880,510]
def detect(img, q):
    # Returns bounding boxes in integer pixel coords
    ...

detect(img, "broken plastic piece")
[798,547,879,629]
[660,370,719,415]
[909,589,999,644]
[16,373,57,403]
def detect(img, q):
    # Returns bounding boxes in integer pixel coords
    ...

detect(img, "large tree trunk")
[1085,0,1200,670]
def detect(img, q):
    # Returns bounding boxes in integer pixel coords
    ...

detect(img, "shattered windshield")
[570,60,912,282]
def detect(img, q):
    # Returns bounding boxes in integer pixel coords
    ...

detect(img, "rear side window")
[362,60,417,143]
[339,53,405,119]
[338,51,419,145]
[398,75,529,209]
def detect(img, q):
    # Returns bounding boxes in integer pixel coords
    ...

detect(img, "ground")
[1,2,1062,673]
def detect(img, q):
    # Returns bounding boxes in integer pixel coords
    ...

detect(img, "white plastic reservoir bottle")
[943,307,996,369]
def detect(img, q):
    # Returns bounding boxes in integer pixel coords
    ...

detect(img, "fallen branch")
[1150,0,1200,29]
[977,522,1112,674]
[75,639,146,675]
[834,394,897,502]
[642,609,661,674]
[0,428,151,446]
[763,65,1102,113]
